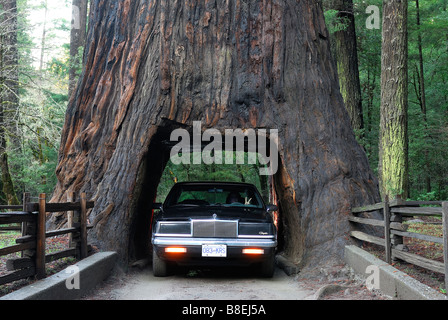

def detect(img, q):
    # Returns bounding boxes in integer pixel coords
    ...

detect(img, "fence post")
[80,192,88,259]
[21,193,30,258]
[390,195,404,262]
[384,195,391,264]
[36,193,47,279]
[21,193,30,234]
[67,191,75,248]
[442,202,448,294]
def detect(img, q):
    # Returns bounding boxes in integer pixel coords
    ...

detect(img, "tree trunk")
[0,153,19,204]
[0,0,19,205]
[415,0,431,194]
[39,0,48,72]
[51,0,380,268]
[365,67,377,157]
[327,0,364,136]
[379,0,409,200]
[0,0,18,110]
[69,0,88,98]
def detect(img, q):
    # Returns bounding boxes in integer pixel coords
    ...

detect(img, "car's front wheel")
[152,248,168,277]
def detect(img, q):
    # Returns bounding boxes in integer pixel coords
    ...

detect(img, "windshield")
[165,184,264,209]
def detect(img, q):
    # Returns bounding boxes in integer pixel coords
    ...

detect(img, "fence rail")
[349,196,448,292]
[0,192,94,286]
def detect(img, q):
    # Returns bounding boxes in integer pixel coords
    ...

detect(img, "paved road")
[85,266,316,300]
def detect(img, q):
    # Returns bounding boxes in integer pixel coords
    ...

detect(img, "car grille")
[192,220,238,238]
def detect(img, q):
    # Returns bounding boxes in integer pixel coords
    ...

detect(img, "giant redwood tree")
[51,0,380,269]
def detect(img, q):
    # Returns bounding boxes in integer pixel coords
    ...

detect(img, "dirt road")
[82,266,315,300]
[81,264,386,300]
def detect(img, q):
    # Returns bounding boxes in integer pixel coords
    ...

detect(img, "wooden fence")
[0,192,94,286]
[349,196,448,292]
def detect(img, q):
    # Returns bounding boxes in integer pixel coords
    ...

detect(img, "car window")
[166,185,264,209]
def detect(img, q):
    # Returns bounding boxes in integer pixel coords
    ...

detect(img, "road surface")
[82,266,316,300]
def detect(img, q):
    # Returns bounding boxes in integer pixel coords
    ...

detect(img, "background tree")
[68,0,87,97]
[350,0,448,200]
[378,0,409,199]
[355,0,382,167]
[3,0,72,200]
[406,0,448,199]
[412,0,430,193]
[324,0,364,139]
[0,0,20,204]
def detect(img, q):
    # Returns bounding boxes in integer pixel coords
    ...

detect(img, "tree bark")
[51,0,380,268]
[378,0,409,199]
[327,0,364,136]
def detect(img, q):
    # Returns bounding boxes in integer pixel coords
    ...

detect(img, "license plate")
[202,245,227,257]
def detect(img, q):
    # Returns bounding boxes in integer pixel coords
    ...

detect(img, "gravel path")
[80,264,388,300]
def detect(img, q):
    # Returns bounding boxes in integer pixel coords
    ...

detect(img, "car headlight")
[155,222,192,236]
[238,223,274,237]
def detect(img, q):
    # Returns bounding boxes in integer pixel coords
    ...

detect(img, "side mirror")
[152,203,163,210]
[266,204,278,212]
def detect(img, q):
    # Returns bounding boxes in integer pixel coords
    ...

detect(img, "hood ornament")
[212,213,218,219]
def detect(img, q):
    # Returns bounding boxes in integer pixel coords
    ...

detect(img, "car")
[151,181,278,277]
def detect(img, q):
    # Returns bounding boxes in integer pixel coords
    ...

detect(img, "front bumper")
[153,236,277,248]
[152,237,277,266]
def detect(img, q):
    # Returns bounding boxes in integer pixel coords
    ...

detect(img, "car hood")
[158,206,269,222]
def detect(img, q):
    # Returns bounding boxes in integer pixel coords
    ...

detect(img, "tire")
[152,248,168,277]
[259,255,275,278]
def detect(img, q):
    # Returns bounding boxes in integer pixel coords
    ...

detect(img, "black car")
[151,181,278,277]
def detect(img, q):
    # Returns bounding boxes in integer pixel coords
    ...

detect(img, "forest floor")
[0,233,79,297]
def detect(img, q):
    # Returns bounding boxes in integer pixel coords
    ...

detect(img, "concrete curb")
[344,245,447,300]
[0,251,118,300]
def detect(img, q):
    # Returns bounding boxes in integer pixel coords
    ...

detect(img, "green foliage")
[411,191,439,202]
[157,152,270,203]
[0,0,71,202]
[324,9,351,34]
[0,231,20,249]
